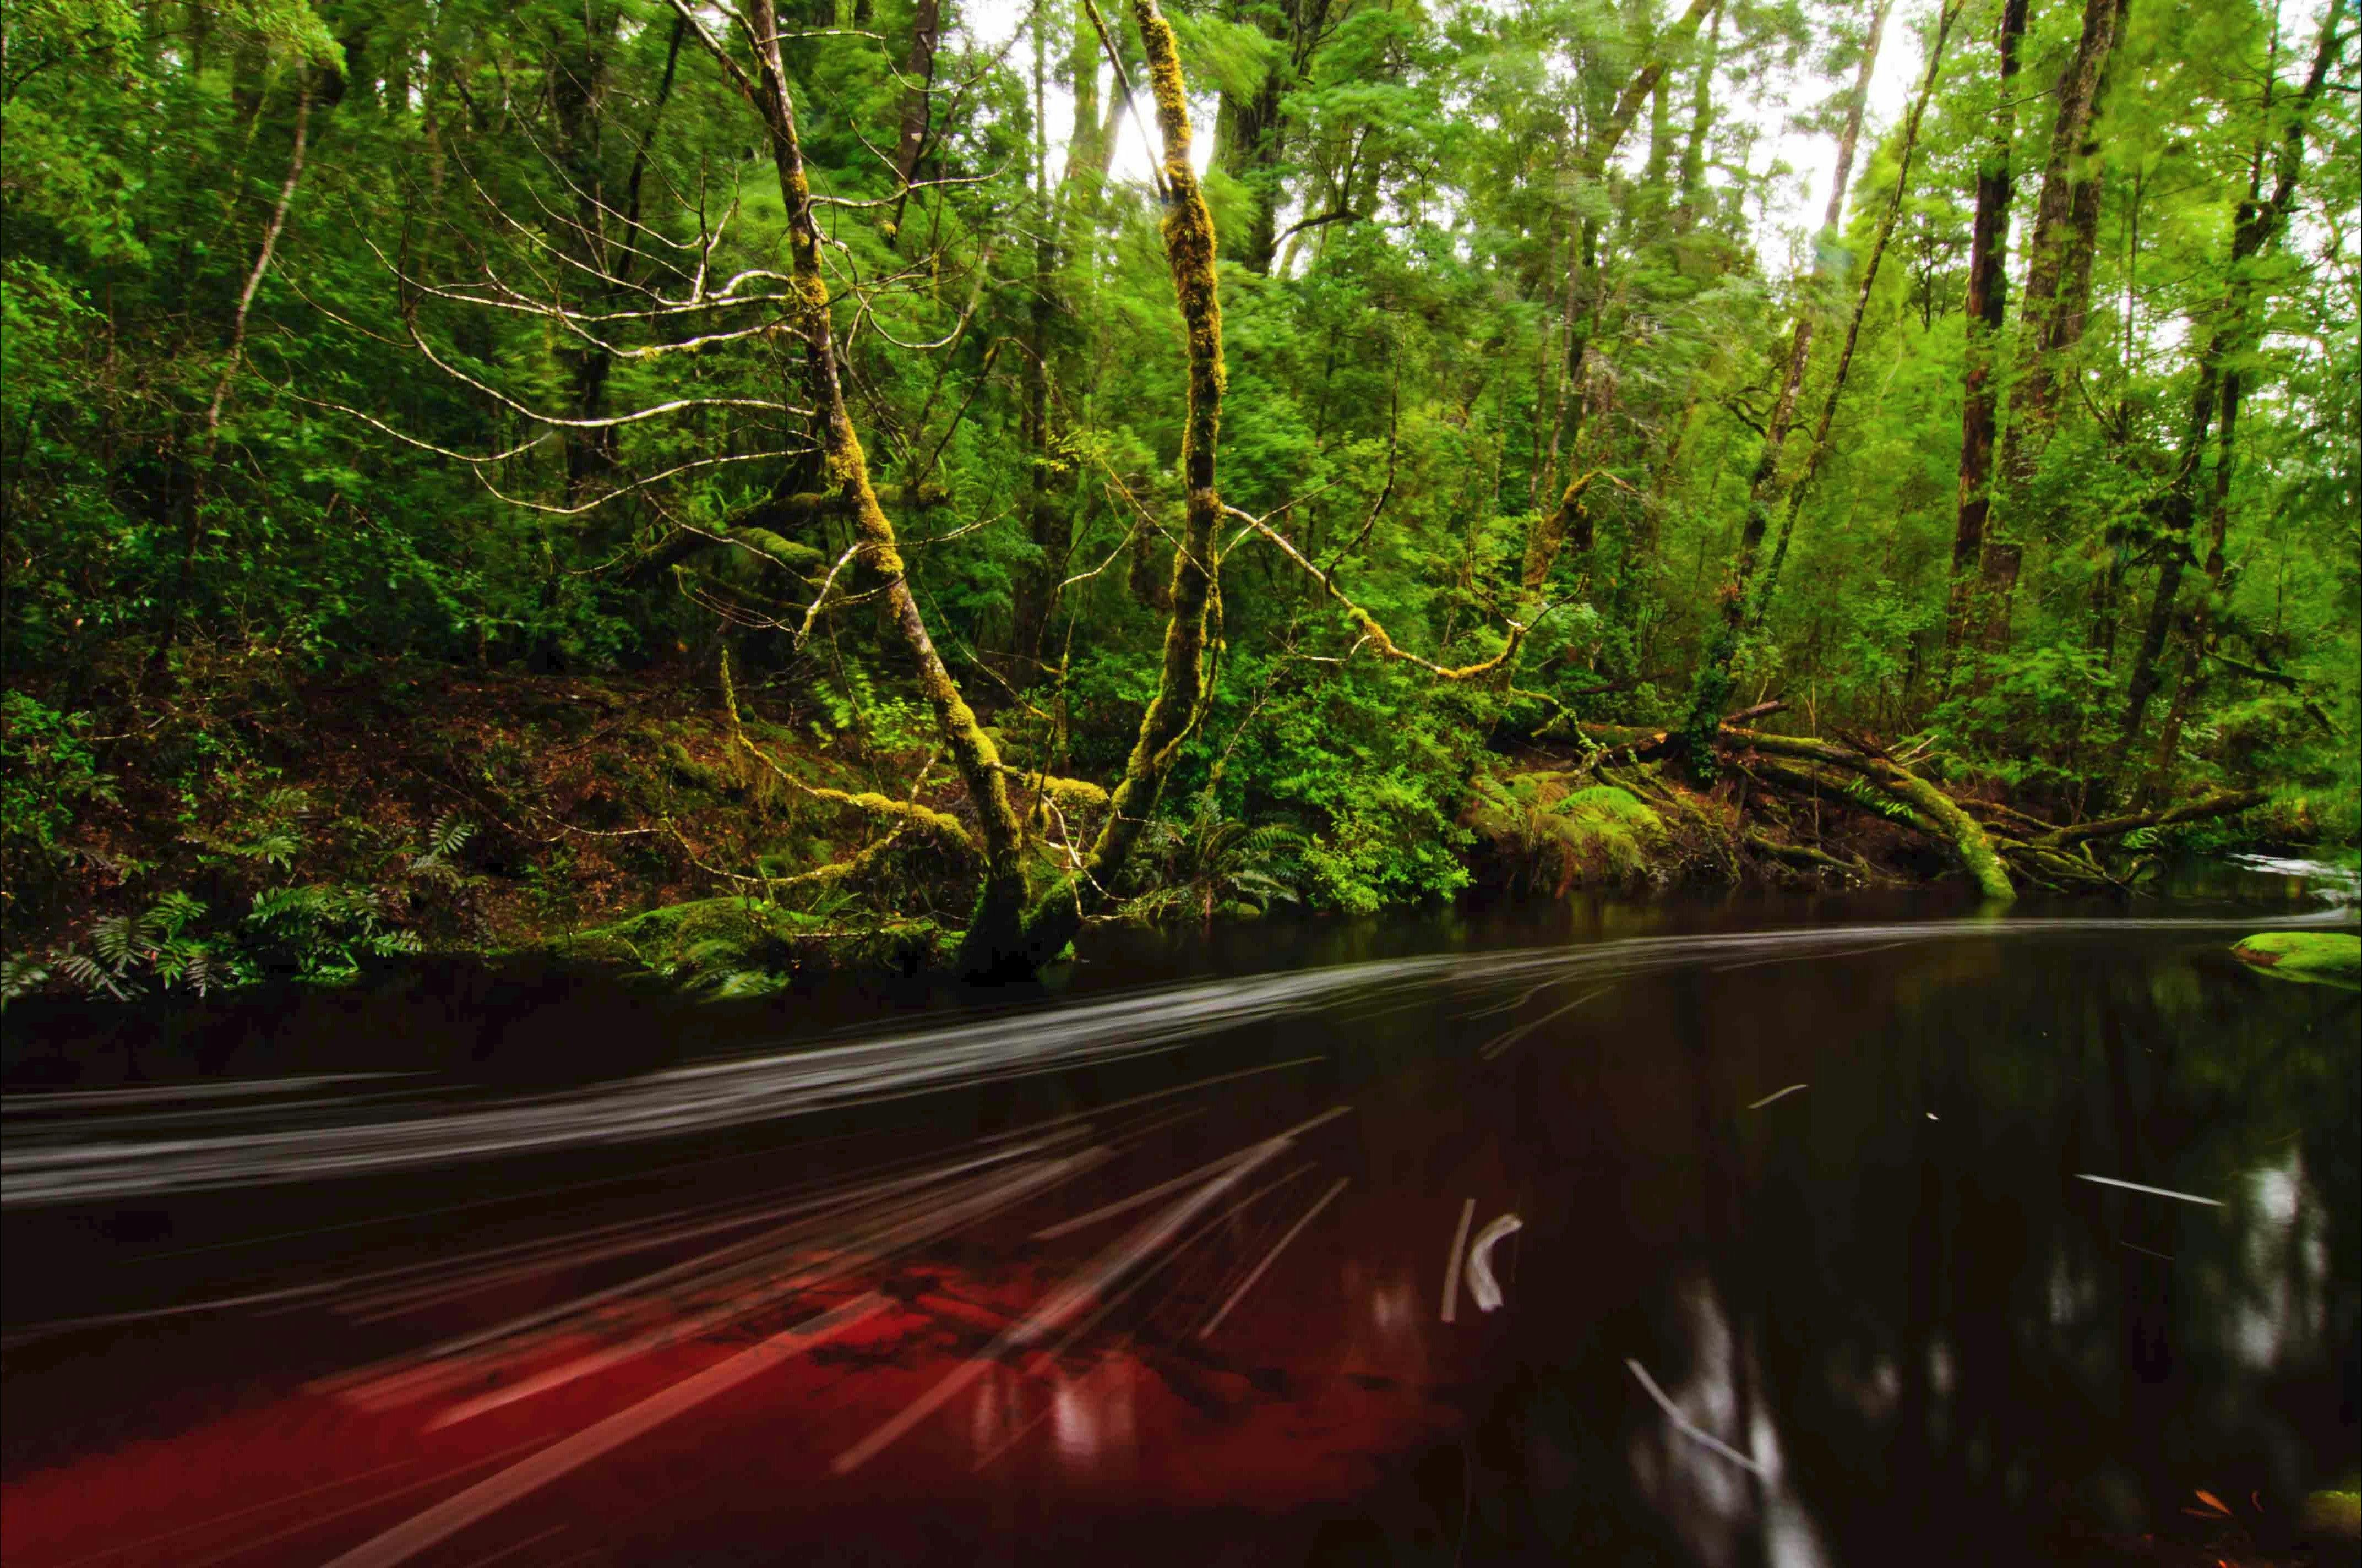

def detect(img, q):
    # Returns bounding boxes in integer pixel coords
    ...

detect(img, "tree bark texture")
[1942,0,2029,662]
[2007,0,2129,464]
[1013,0,1232,970]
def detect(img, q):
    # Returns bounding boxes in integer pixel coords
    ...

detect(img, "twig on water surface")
[1440,1198,1476,1323]
[1463,1213,1523,1314]
[2075,1174,2222,1207]
[1624,1358,1766,1477]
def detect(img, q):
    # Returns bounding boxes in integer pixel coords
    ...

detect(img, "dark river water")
[3,876,2357,1568]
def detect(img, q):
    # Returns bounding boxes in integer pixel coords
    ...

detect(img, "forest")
[2,0,2356,992]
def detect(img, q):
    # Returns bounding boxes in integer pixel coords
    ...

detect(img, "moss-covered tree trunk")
[671,0,1035,961]
[1004,0,1228,973]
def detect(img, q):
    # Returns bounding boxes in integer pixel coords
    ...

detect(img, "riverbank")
[3,658,2345,1005]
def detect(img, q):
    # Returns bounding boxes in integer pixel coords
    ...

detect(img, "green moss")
[723,527,824,574]
[662,741,727,792]
[2301,1489,2361,1539]
[567,895,957,994]
[2230,930,2362,989]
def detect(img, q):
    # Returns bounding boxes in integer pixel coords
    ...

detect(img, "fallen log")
[2029,789,2269,850]
[1720,727,2016,902]
[1744,830,1865,876]
[1577,701,1789,760]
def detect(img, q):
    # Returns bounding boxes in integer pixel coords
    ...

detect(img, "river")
[3,877,2356,1567]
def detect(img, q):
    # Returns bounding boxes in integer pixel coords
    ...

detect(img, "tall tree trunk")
[2119,0,2345,749]
[1675,8,1722,234]
[670,0,1033,956]
[2008,0,2129,462]
[1822,0,1893,247]
[547,6,624,505]
[1521,0,1724,598]
[1941,0,2030,665]
[1215,59,1287,272]
[1755,0,1967,628]
[1013,0,1231,970]
[144,79,314,689]
[1677,0,1892,757]
[1010,0,1123,673]
[1640,64,1673,239]
[1011,12,1075,674]
[885,0,944,243]
[2140,367,2241,791]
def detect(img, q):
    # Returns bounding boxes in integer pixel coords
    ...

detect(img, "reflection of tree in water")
[1303,944,2356,1566]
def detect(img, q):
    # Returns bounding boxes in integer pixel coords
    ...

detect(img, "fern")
[0,952,51,1005]
[407,814,477,887]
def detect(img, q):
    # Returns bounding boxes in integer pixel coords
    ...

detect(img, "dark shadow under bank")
[5,851,2345,1096]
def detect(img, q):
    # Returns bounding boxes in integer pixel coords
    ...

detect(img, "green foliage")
[46,892,218,1001]
[1119,791,1307,922]
[0,695,117,870]
[241,884,424,983]
[1465,774,1666,889]
[0,0,2354,984]
[568,894,944,995]
[1299,768,1473,914]
[2,803,469,1004]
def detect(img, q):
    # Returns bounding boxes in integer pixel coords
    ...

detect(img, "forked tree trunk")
[1009,0,1233,971]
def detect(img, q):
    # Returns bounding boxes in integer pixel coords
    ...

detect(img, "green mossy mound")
[1464,774,1667,894]
[563,896,949,995]
[2302,1489,2361,1540]
[2229,930,2362,989]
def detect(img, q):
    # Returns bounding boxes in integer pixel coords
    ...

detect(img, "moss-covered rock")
[2230,930,2362,989]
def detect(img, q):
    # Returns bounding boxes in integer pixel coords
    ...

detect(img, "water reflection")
[3,909,2355,1567]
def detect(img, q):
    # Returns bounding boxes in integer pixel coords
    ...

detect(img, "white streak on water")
[830,1131,1304,1474]
[1463,1212,1522,1314]
[1440,1199,1476,1324]
[318,1296,891,1568]
[1626,1357,1766,1477]
[6,916,2349,1207]
[1200,1177,1351,1339]
[2075,1173,2224,1207]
